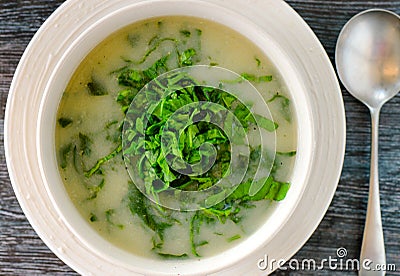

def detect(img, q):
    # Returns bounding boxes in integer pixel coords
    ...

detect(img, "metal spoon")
[336,9,400,276]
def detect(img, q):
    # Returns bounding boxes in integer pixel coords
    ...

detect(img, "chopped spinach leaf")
[85,144,122,177]
[241,73,272,82]
[127,182,172,243]
[274,182,290,201]
[105,209,124,229]
[254,114,279,132]
[227,234,241,242]
[58,117,73,128]
[223,73,273,84]
[157,252,189,259]
[190,212,202,257]
[59,143,73,169]
[127,37,177,65]
[276,150,297,157]
[89,213,98,222]
[127,33,140,47]
[179,48,197,66]
[268,94,292,122]
[87,78,108,96]
[87,178,105,200]
[180,30,191,37]
[271,150,296,180]
[79,133,92,156]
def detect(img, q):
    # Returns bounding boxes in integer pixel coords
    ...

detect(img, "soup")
[55,16,297,259]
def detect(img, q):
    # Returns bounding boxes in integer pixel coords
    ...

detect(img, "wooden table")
[1,0,399,275]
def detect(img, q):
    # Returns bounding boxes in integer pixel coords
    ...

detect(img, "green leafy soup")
[55,16,297,259]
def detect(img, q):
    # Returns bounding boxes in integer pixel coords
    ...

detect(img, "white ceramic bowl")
[5,0,346,275]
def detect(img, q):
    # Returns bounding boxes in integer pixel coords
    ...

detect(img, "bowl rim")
[5,0,345,275]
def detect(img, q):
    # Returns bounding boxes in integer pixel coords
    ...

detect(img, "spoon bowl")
[336,9,400,109]
[336,9,400,276]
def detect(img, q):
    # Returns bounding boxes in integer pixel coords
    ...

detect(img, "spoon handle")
[359,109,386,276]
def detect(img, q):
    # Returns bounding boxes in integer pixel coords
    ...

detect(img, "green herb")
[127,182,172,244]
[58,117,73,128]
[197,240,209,247]
[127,37,177,65]
[240,73,272,82]
[89,213,98,222]
[222,73,273,84]
[255,57,261,67]
[85,144,122,177]
[59,143,73,169]
[271,150,296,179]
[72,145,82,173]
[254,114,279,132]
[87,77,108,96]
[105,120,119,129]
[127,33,140,47]
[116,55,170,113]
[180,30,191,37]
[227,234,241,242]
[79,133,92,156]
[105,209,124,229]
[179,48,197,66]
[189,211,217,257]
[190,212,202,257]
[105,121,122,143]
[66,133,92,173]
[264,181,290,201]
[277,151,297,157]
[157,252,189,259]
[87,179,105,200]
[126,82,239,193]
[274,182,290,201]
[268,94,292,122]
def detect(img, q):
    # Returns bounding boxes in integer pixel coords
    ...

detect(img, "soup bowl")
[5,0,345,274]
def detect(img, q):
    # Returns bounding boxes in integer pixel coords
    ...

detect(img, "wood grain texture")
[1,0,399,275]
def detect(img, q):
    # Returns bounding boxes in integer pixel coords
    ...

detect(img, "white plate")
[5,0,345,274]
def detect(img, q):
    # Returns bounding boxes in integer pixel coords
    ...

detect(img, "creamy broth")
[56,16,297,258]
